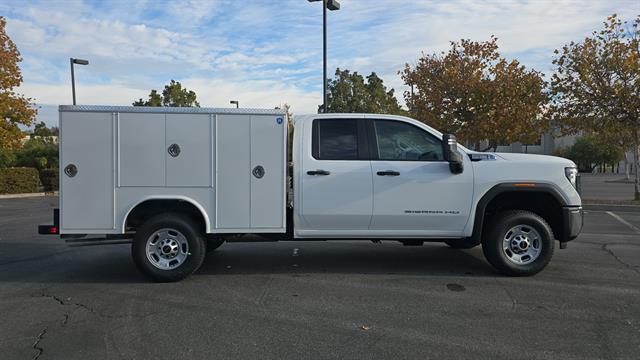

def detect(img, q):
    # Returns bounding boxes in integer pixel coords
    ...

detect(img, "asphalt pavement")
[0,197,639,360]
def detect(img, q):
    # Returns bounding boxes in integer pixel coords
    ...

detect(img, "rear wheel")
[132,213,206,282]
[482,210,554,276]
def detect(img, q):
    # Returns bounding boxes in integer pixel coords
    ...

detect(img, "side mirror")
[442,134,464,174]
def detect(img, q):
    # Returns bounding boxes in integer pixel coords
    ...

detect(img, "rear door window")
[312,119,360,160]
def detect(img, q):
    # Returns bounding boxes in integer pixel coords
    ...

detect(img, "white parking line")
[606,211,640,234]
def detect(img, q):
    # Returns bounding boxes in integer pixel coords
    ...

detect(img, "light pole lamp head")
[71,58,89,65]
[307,0,340,10]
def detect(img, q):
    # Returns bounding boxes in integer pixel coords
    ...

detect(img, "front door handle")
[376,170,400,176]
[307,169,331,176]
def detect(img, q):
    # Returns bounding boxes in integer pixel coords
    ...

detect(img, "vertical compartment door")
[166,114,211,187]
[250,115,285,229]
[216,115,251,229]
[60,111,114,230]
[118,113,165,187]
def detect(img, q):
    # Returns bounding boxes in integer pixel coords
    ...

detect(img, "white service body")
[59,106,287,235]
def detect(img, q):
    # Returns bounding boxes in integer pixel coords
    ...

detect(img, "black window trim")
[311,118,370,161]
[366,119,447,162]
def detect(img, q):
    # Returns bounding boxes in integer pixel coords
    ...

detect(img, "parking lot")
[0,196,639,360]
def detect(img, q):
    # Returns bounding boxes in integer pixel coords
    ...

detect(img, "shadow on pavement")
[0,241,496,284]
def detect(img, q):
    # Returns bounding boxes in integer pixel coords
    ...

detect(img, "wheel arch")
[122,196,211,233]
[471,183,568,243]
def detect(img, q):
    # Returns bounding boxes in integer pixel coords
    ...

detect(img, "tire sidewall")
[484,211,554,276]
[132,213,206,282]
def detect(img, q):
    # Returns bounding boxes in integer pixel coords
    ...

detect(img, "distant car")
[40,106,582,281]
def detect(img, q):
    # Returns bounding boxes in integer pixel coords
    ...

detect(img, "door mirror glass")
[442,134,464,174]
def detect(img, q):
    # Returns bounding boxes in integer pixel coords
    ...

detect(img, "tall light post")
[70,58,89,105]
[308,0,340,113]
[230,100,239,108]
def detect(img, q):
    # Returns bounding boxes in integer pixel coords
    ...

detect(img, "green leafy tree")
[133,80,200,107]
[0,17,37,149]
[324,69,405,115]
[401,37,548,151]
[561,136,624,172]
[0,147,15,168]
[550,14,640,199]
[32,121,54,138]
[14,138,58,170]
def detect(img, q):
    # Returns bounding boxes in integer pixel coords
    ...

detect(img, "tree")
[0,17,37,149]
[400,37,548,151]
[324,69,405,115]
[550,14,640,199]
[559,136,624,172]
[133,80,200,107]
[14,137,58,170]
[32,121,54,138]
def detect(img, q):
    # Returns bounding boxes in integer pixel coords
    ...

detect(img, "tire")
[482,210,554,276]
[206,237,225,253]
[132,213,206,282]
[444,238,480,249]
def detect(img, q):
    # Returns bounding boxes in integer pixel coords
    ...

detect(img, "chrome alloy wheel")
[502,224,542,265]
[146,228,190,270]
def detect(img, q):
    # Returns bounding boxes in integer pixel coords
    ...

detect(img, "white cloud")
[4,0,638,124]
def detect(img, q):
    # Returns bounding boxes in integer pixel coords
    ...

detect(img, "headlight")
[565,167,578,188]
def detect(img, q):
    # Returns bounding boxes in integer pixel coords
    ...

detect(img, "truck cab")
[40,107,583,281]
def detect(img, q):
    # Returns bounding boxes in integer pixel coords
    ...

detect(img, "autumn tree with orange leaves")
[401,37,547,151]
[0,17,37,149]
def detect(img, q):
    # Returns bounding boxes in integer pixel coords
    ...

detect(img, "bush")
[0,167,40,194]
[40,168,59,191]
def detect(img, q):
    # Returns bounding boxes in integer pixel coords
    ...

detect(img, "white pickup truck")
[39,106,583,281]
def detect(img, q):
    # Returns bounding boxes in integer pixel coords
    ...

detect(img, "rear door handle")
[307,169,331,176]
[376,170,400,176]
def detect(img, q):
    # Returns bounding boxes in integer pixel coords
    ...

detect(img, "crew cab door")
[367,118,473,236]
[298,117,373,232]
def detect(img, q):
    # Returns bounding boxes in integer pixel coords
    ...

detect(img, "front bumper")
[561,206,583,242]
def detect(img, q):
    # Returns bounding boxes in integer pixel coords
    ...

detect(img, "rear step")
[63,234,134,247]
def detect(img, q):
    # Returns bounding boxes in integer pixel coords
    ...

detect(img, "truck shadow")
[0,241,496,284]
[197,241,494,277]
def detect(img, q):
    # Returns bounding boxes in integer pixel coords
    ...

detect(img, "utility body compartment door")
[60,111,114,231]
[216,114,286,231]
[166,114,211,187]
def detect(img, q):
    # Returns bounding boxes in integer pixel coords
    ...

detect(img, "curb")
[0,191,58,200]
[583,204,640,213]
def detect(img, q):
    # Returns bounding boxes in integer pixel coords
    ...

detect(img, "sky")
[2,0,638,127]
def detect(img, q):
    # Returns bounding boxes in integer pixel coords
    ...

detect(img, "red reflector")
[49,227,58,234]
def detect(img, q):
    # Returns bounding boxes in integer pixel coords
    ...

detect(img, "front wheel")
[482,210,554,276]
[132,213,206,282]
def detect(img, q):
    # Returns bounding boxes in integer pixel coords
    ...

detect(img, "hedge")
[0,167,40,194]
[40,168,59,191]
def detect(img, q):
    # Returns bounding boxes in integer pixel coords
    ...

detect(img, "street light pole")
[322,0,327,113]
[230,100,239,108]
[70,58,89,105]
[309,0,340,113]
